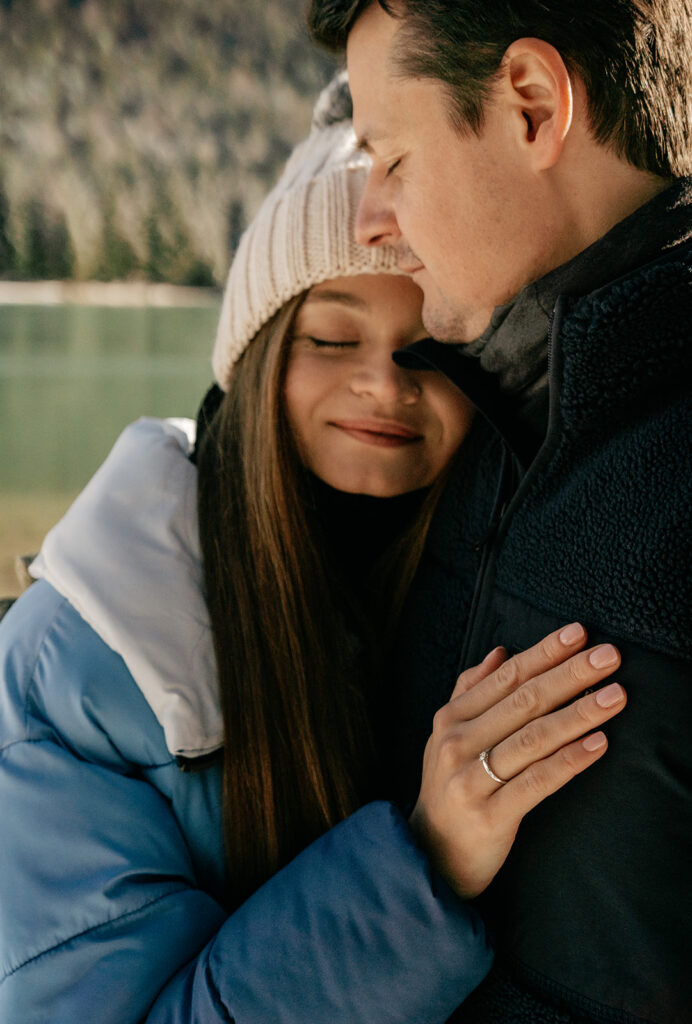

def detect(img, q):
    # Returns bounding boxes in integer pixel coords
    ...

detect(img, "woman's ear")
[501,37,573,171]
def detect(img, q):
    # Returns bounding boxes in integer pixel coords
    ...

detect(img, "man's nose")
[354,173,401,248]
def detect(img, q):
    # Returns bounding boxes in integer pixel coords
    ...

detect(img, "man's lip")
[396,250,425,274]
[329,419,423,446]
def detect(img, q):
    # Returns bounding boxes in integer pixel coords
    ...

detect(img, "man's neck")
[533,81,674,277]
[557,165,672,267]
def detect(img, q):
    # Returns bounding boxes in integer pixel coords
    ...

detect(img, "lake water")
[0,301,221,594]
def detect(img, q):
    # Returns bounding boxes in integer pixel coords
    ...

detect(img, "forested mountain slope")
[0,0,336,284]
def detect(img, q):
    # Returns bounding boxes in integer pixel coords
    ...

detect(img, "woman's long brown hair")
[197,294,448,909]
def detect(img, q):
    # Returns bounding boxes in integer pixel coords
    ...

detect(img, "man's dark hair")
[308,0,692,177]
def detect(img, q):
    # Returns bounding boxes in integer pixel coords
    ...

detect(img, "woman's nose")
[349,357,421,404]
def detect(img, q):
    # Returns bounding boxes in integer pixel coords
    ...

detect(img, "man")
[308,3,692,1023]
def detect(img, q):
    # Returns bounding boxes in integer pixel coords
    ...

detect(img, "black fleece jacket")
[391,181,692,1024]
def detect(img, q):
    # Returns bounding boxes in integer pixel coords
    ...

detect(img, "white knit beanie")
[212,72,400,390]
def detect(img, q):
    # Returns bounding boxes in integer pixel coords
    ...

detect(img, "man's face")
[347,3,559,342]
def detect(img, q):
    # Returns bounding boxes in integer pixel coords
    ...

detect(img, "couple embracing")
[0,2,689,1022]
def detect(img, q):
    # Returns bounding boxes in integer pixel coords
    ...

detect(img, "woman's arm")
[146,802,491,1024]
[148,625,626,1022]
[0,582,490,1024]
[0,587,622,1024]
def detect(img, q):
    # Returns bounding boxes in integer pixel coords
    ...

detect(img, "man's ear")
[501,38,573,170]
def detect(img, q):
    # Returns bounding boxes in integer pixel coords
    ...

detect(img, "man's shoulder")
[558,240,692,405]
[576,237,692,321]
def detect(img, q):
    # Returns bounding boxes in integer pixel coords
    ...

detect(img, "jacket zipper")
[457,443,519,670]
[457,302,563,671]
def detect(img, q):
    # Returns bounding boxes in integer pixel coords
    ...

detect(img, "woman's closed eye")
[306,336,358,350]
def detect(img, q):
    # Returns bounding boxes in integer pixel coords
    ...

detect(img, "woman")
[0,77,625,1023]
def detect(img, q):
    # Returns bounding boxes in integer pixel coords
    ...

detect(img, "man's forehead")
[347,0,399,87]
[347,4,403,146]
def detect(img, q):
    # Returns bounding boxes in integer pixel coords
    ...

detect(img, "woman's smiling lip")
[329,418,424,447]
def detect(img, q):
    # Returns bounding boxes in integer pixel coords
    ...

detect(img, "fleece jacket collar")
[465,175,692,396]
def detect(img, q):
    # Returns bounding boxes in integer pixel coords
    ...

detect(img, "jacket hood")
[30,417,222,759]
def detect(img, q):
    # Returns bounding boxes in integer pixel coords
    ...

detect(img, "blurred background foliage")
[0,0,338,285]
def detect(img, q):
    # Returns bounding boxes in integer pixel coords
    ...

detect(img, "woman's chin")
[316,470,424,499]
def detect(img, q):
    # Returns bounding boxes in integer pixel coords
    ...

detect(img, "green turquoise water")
[0,302,222,593]
[0,303,221,494]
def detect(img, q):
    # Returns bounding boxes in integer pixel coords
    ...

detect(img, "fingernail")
[560,622,585,645]
[589,644,619,668]
[595,682,624,708]
[483,645,505,663]
[583,731,607,752]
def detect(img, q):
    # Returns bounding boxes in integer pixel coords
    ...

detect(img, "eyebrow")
[303,289,369,310]
[355,128,388,155]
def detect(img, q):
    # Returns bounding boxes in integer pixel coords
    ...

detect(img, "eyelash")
[308,337,357,349]
[385,158,401,178]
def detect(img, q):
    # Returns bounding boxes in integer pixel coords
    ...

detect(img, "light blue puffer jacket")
[0,418,493,1023]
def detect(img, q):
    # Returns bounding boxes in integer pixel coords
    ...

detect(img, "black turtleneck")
[308,474,427,599]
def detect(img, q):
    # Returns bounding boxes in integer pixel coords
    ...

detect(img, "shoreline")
[0,279,222,307]
[0,491,76,599]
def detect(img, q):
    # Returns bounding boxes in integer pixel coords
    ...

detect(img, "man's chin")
[421,302,471,344]
[422,294,492,344]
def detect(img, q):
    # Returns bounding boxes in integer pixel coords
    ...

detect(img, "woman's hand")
[408,623,626,899]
